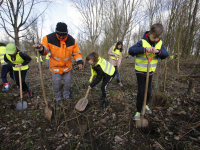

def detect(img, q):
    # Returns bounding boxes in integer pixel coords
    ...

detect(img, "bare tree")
[0,0,53,47]
[71,0,104,51]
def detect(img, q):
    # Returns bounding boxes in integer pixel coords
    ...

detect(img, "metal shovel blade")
[16,100,28,110]
[135,118,148,128]
[44,106,52,122]
[75,98,88,112]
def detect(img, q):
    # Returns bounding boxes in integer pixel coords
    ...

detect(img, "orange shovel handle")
[145,51,155,62]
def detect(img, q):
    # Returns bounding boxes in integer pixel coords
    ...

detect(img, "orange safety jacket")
[41,33,83,74]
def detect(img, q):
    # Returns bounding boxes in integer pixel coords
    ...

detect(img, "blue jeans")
[46,60,49,68]
[52,70,72,101]
[38,62,42,68]
[114,66,120,80]
[1,64,15,83]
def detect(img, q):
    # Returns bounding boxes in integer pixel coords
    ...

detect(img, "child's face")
[87,59,94,66]
[117,44,122,49]
[149,33,161,42]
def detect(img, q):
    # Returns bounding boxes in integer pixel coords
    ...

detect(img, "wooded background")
[0,0,199,59]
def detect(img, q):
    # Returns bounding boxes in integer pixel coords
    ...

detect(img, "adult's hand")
[88,86,92,90]
[33,44,43,51]
[78,64,83,70]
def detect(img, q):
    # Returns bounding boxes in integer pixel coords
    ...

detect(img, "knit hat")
[56,22,68,35]
[6,43,17,55]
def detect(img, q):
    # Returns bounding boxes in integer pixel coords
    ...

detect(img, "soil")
[0,58,200,150]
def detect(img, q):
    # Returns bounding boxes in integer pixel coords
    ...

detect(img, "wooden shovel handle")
[84,87,90,100]
[141,51,155,116]
[36,50,48,107]
[18,67,23,99]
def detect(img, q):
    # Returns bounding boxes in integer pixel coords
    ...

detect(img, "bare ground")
[0,58,200,150]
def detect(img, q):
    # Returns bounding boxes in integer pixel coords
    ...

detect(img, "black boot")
[98,96,105,101]
[100,100,109,110]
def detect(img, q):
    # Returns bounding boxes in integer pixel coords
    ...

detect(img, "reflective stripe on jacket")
[6,52,29,71]
[135,39,162,72]
[89,57,115,82]
[41,33,83,74]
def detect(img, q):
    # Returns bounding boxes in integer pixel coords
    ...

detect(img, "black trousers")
[14,69,31,92]
[101,72,116,98]
[1,64,15,83]
[136,73,153,112]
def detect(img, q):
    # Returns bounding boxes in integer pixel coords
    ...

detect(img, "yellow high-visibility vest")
[6,52,29,71]
[46,53,50,60]
[89,57,115,82]
[135,39,162,72]
[36,56,43,62]
[110,46,121,60]
[0,46,7,65]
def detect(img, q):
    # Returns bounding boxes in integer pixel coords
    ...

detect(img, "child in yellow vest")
[4,43,33,98]
[129,23,168,120]
[36,52,43,69]
[0,43,16,91]
[86,52,116,110]
[108,41,123,84]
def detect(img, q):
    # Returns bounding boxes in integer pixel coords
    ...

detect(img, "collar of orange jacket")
[56,33,68,41]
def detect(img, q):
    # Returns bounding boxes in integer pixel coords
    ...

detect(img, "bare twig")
[75,110,86,150]
[155,141,165,150]
[179,122,200,140]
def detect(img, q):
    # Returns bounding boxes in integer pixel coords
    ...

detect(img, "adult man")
[0,43,15,91]
[33,22,83,104]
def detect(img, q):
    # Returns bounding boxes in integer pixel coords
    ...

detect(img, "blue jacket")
[128,31,168,60]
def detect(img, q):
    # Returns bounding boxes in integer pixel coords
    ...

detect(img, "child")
[108,41,123,84]
[86,52,116,109]
[36,52,43,68]
[0,43,16,91]
[129,23,168,120]
[4,43,33,98]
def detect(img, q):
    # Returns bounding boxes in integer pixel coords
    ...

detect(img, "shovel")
[75,87,90,112]
[117,60,123,87]
[16,67,28,110]
[136,51,155,128]
[37,50,52,122]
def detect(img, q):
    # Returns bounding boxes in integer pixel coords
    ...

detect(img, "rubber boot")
[2,82,9,91]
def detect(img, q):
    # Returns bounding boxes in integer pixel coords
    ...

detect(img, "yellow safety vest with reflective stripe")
[6,52,29,71]
[36,56,43,62]
[110,46,121,60]
[135,39,162,72]
[170,55,178,60]
[89,57,115,82]
[46,53,50,60]
[0,46,7,65]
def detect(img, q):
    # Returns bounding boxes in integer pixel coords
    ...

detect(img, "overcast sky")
[41,0,82,38]
[0,0,82,42]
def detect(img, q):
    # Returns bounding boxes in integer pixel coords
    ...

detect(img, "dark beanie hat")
[56,22,68,35]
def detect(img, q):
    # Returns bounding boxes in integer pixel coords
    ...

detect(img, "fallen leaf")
[46,128,52,132]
